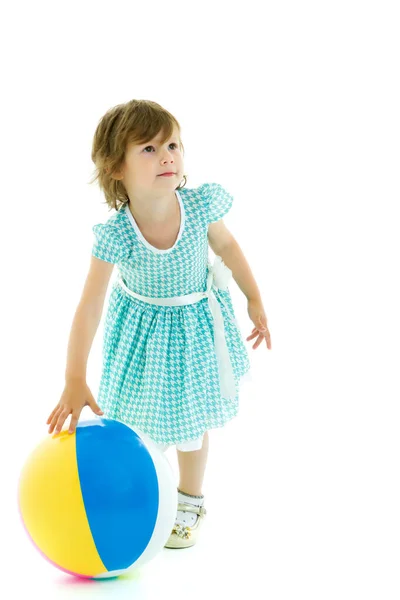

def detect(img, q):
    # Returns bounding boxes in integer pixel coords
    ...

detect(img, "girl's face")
[117,127,184,197]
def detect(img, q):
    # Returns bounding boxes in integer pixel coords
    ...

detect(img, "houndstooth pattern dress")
[91,182,251,451]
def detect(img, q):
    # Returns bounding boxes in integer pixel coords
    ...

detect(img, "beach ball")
[18,418,177,579]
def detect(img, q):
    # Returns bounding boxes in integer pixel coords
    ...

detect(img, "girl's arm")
[65,256,114,381]
[208,220,271,350]
[47,256,115,434]
[208,220,262,302]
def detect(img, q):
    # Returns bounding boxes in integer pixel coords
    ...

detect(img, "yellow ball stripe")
[19,431,107,577]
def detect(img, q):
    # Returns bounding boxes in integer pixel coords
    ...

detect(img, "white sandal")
[164,501,207,549]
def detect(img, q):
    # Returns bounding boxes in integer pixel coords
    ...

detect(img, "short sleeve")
[91,222,129,264]
[200,182,234,223]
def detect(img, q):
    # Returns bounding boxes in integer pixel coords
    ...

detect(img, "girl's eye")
[143,143,178,153]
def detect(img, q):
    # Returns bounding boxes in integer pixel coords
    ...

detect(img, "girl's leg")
[177,431,209,496]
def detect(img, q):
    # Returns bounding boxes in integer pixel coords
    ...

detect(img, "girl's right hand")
[46,379,104,435]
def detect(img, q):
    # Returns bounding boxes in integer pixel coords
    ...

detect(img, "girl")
[46,99,272,549]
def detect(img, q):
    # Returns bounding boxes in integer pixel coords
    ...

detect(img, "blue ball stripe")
[76,419,159,571]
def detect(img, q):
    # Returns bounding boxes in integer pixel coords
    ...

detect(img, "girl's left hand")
[246,299,272,350]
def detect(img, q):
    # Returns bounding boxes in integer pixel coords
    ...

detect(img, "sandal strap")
[178,502,207,517]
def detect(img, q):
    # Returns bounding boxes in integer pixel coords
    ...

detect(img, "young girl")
[46,99,272,549]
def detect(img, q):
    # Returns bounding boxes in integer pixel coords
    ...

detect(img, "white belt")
[116,255,237,399]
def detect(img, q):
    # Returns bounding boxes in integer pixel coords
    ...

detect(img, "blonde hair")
[89,99,187,211]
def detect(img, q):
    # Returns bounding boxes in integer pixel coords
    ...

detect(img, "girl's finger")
[48,408,62,433]
[54,409,70,434]
[46,407,59,424]
[251,334,263,349]
[246,330,259,341]
[266,336,272,349]
[69,412,80,434]
[248,324,268,337]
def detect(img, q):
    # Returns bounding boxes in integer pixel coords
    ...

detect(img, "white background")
[1,1,399,598]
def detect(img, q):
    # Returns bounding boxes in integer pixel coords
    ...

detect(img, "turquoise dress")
[91,182,251,450]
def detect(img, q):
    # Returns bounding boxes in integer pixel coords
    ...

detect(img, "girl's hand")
[246,298,272,350]
[46,379,104,435]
